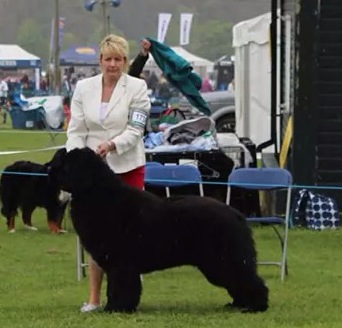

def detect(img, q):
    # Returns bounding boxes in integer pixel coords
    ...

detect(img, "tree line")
[0,0,269,66]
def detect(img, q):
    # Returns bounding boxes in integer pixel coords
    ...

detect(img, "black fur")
[49,147,269,313]
[0,148,68,232]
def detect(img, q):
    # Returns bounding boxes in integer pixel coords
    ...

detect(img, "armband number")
[129,109,148,129]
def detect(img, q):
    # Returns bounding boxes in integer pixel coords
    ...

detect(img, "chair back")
[145,165,204,197]
[145,161,163,168]
[145,165,202,187]
[228,168,292,190]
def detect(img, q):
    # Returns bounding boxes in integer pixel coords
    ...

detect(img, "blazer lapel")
[88,74,102,121]
[104,74,127,119]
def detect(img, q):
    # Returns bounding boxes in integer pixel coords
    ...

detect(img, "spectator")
[0,75,9,124]
[200,76,213,93]
[156,75,172,102]
[63,96,71,130]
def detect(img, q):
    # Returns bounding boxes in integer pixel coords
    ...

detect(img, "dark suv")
[178,90,235,132]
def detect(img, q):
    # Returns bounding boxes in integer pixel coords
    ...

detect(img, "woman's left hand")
[96,142,112,158]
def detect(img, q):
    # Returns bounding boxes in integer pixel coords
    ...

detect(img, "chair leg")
[76,236,86,281]
[271,225,288,280]
[280,223,290,281]
[81,246,87,278]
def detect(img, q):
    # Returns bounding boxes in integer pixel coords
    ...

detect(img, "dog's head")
[48,147,113,193]
[45,148,67,168]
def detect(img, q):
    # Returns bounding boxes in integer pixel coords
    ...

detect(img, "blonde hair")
[99,34,130,72]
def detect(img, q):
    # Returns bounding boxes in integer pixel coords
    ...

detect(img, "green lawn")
[0,124,341,328]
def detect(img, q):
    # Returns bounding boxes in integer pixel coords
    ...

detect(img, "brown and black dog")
[0,148,69,233]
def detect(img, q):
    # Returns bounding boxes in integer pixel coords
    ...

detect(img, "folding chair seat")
[144,164,204,197]
[145,161,164,167]
[226,167,293,281]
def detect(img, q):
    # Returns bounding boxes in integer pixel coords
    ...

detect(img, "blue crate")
[9,106,42,129]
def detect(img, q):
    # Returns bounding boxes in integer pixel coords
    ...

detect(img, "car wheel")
[215,114,235,133]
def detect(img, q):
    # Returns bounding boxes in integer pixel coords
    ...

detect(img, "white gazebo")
[144,46,214,79]
[0,44,41,89]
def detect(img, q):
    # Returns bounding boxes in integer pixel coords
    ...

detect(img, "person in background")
[62,75,72,97]
[200,76,213,93]
[228,78,235,92]
[146,71,158,93]
[156,74,172,103]
[0,75,9,124]
[66,34,151,313]
[62,96,71,130]
[39,77,48,92]
[21,76,34,98]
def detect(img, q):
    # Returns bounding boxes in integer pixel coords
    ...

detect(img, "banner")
[157,13,172,43]
[180,13,193,46]
[49,19,54,61]
[49,17,65,53]
[58,17,66,48]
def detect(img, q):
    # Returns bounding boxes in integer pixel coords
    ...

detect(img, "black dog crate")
[145,138,260,217]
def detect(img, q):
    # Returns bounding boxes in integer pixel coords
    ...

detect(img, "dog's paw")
[225,302,267,313]
[24,224,38,231]
[104,304,136,314]
[50,228,67,234]
[225,302,247,312]
[48,222,64,234]
[8,229,16,233]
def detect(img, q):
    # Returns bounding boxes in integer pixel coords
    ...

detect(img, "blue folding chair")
[145,164,204,197]
[226,167,293,281]
[145,161,164,167]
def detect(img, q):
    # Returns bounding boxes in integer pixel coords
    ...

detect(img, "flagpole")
[54,0,60,95]
[85,1,121,37]
[101,0,108,37]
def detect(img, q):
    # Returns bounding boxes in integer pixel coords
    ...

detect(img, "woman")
[66,34,151,313]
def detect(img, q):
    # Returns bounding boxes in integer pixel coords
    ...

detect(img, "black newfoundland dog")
[0,148,69,233]
[49,147,269,313]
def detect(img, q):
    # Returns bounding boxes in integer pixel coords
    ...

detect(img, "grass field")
[0,120,341,328]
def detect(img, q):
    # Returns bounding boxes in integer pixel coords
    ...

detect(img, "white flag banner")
[180,13,193,46]
[157,13,172,43]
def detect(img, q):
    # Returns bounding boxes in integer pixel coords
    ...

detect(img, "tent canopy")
[0,44,41,68]
[60,45,99,66]
[145,46,213,78]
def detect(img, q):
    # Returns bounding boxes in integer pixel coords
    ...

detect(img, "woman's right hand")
[140,39,151,56]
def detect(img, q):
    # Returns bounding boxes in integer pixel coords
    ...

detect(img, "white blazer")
[66,73,151,174]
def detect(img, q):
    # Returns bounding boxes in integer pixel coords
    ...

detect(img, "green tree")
[86,22,123,45]
[189,20,233,61]
[16,18,48,63]
[163,12,233,61]
[127,40,138,59]
[62,32,82,50]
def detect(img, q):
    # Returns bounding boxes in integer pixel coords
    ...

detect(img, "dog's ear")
[64,148,96,192]
[47,148,67,187]
[45,148,67,168]
[52,148,67,162]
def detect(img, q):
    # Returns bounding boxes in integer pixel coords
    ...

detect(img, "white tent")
[233,12,285,151]
[0,44,41,68]
[144,46,214,78]
[0,44,41,89]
